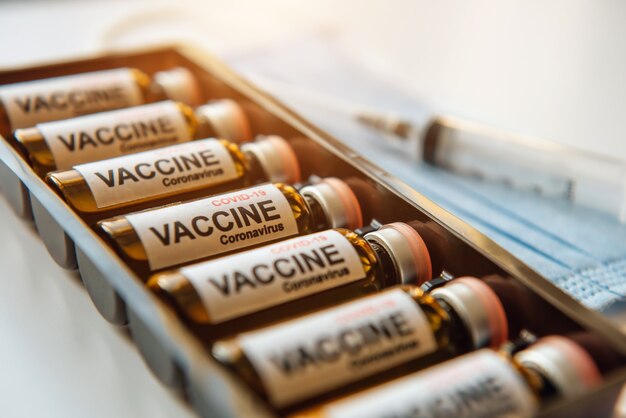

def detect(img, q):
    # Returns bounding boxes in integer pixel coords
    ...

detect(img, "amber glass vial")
[297,334,608,418]
[14,98,251,176]
[211,277,509,410]
[47,135,298,223]
[0,67,200,134]
[98,178,363,277]
[148,223,433,339]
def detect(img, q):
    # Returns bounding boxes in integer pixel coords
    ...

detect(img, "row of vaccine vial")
[2,67,620,418]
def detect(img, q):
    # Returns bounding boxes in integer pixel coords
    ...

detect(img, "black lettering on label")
[208,276,230,295]
[269,347,318,376]
[390,312,413,337]
[266,310,417,376]
[35,95,54,111]
[370,375,519,418]
[94,170,116,188]
[135,163,156,179]
[67,91,85,109]
[117,167,139,185]
[338,329,363,355]
[204,244,348,297]
[52,115,179,154]
[282,267,351,294]
[274,258,296,277]
[408,374,518,418]
[238,204,262,227]
[219,223,285,245]
[173,221,196,243]
[320,244,344,266]
[56,134,76,151]
[155,158,175,175]
[146,200,288,248]
[199,149,219,166]
[149,224,171,246]
[113,123,132,141]
[207,264,277,297]
[258,200,280,221]
[94,127,114,144]
[12,86,130,115]
[253,264,275,284]
[14,97,31,113]
[300,251,325,271]
[316,336,341,363]
[234,272,258,292]
[191,215,213,237]
[79,132,98,149]
[91,148,227,189]
[158,116,175,134]
[213,211,233,231]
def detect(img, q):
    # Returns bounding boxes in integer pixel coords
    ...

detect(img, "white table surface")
[1,1,625,417]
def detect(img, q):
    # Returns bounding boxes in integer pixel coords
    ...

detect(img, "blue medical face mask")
[225,35,626,313]
[319,108,626,313]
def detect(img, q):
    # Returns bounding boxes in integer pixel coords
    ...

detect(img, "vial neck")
[303,194,331,231]
[147,82,169,103]
[519,362,560,402]
[243,149,273,182]
[367,240,402,288]
[431,296,475,354]
[195,114,220,139]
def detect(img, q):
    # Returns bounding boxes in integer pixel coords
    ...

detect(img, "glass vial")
[147,223,433,339]
[14,98,251,176]
[301,334,606,418]
[0,67,200,133]
[97,177,363,277]
[211,277,509,409]
[47,135,299,223]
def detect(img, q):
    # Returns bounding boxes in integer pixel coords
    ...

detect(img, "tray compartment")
[0,158,32,219]
[0,46,624,418]
[127,306,186,390]
[31,195,77,268]
[76,246,128,325]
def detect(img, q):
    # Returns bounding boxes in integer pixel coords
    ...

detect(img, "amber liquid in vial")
[98,178,363,278]
[47,135,296,224]
[211,276,509,411]
[0,67,200,136]
[15,98,251,177]
[296,333,610,418]
[148,222,433,340]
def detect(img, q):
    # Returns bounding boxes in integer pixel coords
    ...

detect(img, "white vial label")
[238,289,438,407]
[126,183,299,270]
[39,101,191,170]
[75,139,239,208]
[325,350,539,418]
[182,230,366,323]
[0,68,142,129]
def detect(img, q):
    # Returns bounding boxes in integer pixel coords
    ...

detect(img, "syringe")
[360,113,626,223]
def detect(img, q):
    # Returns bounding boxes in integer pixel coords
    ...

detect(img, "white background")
[1,1,625,417]
[1,0,625,161]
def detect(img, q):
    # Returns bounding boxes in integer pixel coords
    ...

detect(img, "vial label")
[126,183,299,270]
[74,139,239,208]
[39,101,191,170]
[324,350,538,418]
[0,69,142,129]
[182,230,366,324]
[238,289,438,407]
